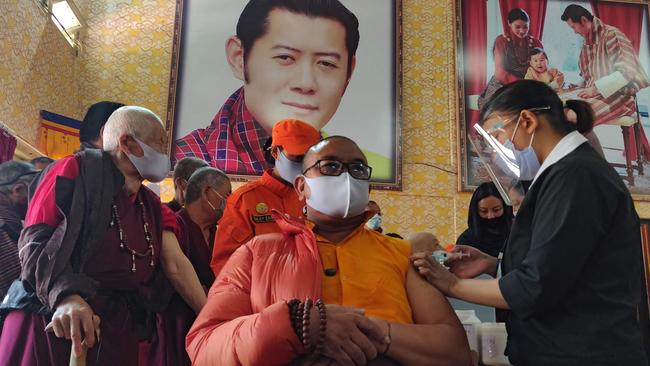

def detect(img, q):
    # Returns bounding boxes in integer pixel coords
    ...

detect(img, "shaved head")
[102,106,165,152]
[302,136,366,171]
[185,167,231,204]
[294,135,370,223]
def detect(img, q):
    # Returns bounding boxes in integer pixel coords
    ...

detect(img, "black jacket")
[499,144,647,366]
[2,150,122,312]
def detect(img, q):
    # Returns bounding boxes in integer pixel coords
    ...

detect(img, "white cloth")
[594,71,629,99]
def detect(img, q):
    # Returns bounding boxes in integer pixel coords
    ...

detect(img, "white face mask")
[206,188,226,223]
[304,172,370,218]
[125,137,170,183]
[275,150,303,184]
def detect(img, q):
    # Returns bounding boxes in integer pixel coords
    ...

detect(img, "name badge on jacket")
[251,214,274,224]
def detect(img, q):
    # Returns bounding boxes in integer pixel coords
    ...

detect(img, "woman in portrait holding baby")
[478,8,543,109]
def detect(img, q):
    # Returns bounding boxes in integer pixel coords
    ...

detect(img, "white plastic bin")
[480,322,510,366]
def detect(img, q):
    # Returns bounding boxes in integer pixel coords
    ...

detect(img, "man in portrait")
[172,0,359,175]
[562,4,650,127]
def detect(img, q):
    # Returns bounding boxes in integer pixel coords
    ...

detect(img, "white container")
[481,322,511,366]
[455,310,481,354]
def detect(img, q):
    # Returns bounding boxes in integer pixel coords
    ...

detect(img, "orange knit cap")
[271,119,321,155]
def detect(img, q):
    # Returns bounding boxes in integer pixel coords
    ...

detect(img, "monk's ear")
[201,185,212,202]
[120,134,143,157]
[174,177,185,191]
[294,175,308,201]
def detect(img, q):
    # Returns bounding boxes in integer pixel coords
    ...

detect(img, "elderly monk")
[166,157,209,212]
[150,167,231,366]
[0,106,207,366]
[186,136,470,366]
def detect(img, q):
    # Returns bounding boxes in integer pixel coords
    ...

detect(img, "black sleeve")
[498,166,615,318]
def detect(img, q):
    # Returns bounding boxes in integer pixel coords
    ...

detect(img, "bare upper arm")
[408,232,443,255]
[405,262,459,327]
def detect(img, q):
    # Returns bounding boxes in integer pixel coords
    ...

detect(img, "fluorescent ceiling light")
[52,1,81,30]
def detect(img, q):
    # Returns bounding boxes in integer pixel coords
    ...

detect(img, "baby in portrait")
[524,48,565,90]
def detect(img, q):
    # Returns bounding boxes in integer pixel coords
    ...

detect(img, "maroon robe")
[147,208,214,366]
[0,187,163,366]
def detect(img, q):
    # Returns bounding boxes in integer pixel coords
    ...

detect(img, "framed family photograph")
[456,0,650,200]
[165,0,403,189]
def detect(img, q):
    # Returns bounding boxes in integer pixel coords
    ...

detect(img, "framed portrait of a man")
[166,0,402,189]
[456,0,650,199]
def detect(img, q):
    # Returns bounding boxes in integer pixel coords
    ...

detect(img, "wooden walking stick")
[69,315,101,366]
[69,345,87,366]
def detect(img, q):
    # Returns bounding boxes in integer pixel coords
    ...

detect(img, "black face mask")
[483,216,506,234]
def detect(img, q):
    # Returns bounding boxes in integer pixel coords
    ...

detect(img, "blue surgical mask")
[503,139,540,181]
[487,108,547,182]
[505,117,540,181]
[366,213,383,230]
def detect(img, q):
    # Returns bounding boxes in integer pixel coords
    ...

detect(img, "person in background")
[210,119,320,276]
[365,201,433,249]
[0,161,39,300]
[79,101,125,150]
[507,181,525,215]
[413,80,648,366]
[29,157,54,170]
[365,201,436,249]
[187,136,470,366]
[150,167,231,366]
[167,157,210,212]
[456,182,513,258]
[365,200,383,233]
[0,106,207,366]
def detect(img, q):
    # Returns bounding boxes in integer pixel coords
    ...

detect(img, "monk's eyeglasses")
[303,159,373,180]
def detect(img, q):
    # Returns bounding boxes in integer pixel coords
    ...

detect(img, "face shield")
[468,123,526,207]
